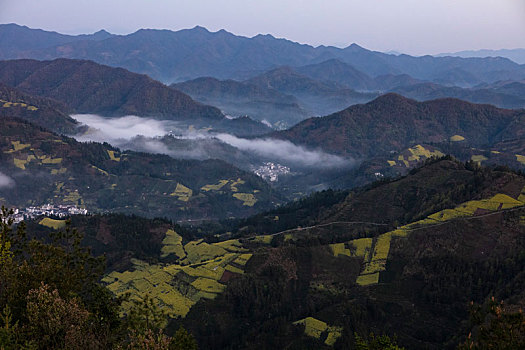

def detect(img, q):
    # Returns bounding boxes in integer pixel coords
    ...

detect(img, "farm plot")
[352,191,525,286]
[102,230,253,318]
[293,317,343,346]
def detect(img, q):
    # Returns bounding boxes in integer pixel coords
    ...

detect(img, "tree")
[171,327,198,350]
[0,208,199,349]
[124,294,168,335]
[25,283,98,349]
[458,298,525,349]
[354,333,405,350]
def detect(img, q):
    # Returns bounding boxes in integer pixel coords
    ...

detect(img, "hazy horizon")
[1,0,524,56]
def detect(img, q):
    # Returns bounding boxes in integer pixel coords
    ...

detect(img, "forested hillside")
[0,117,281,220]
[18,158,525,349]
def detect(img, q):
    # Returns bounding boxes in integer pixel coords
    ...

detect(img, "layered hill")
[246,67,379,116]
[0,83,79,133]
[295,59,378,91]
[173,77,308,127]
[438,48,525,65]
[276,94,525,158]
[0,58,224,121]
[180,159,525,349]
[0,23,114,58]
[2,24,524,87]
[476,80,525,98]
[175,62,525,128]
[25,159,525,349]
[294,59,426,92]
[391,82,525,109]
[0,117,282,220]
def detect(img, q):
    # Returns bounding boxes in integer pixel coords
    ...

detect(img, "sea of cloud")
[71,114,352,169]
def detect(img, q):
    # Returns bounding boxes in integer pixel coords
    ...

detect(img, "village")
[9,204,88,224]
[252,162,291,182]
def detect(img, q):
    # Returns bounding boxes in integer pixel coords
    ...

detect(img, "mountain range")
[438,48,525,64]
[0,83,78,133]
[0,58,223,120]
[173,77,309,127]
[181,158,525,349]
[175,60,525,126]
[1,22,525,349]
[2,23,524,87]
[2,24,525,130]
[0,58,271,136]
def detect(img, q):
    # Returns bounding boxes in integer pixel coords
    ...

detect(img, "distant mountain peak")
[345,43,365,51]
[253,33,276,40]
[94,29,110,35]
[191,25,210,32]
[88,29,113,40]
[371,92,411,102]
[1,23,524,86]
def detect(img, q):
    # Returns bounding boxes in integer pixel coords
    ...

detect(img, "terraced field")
[293,317,342,346]
[170,183,193,202]
[3,140,67,172]
[330,189,525,286]
[106,150,120,162]
[200,178,259,206]
[39,217,66,230]
[471,154,488,163]
[386,144,444,168]
[201,180,229,191]
[450,135,466,142]
[232,193,257,206]
[0,98,38,111]
[102,229,252,318]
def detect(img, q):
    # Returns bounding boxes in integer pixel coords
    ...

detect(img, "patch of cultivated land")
[102,229,252,317]
[328,189,525,285]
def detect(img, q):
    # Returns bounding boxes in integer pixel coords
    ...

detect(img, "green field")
[201,179,229,191]
[102,230,253,318]
[170,183,193,202]
[450,135,465,142]
[293,317,343,346]
[39,218,66,230]
[232,193,257,206]
[352,191,525,286]
[160,229,186,259]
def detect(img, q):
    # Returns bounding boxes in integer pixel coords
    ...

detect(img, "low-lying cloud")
[0,171,15,189]
[71,114,352,169]
[72,114,171,144]
[215,133,348,168]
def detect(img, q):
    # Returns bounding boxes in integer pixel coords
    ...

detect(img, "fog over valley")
[71,114,353,173]
[1,3,525,347]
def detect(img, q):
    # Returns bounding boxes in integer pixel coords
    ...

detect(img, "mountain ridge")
[275,93,525,158]
[0,58,225,121]
[2,23,524,86]
[0,116,282,220]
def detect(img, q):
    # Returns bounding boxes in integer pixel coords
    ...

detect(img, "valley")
[1,18,524,350]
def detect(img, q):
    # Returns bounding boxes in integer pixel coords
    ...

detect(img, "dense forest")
[3,158,523,349]
[0,206,198,349]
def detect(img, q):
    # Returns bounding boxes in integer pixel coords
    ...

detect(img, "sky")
[1,0,524,55]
